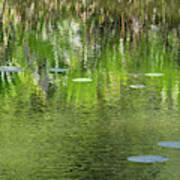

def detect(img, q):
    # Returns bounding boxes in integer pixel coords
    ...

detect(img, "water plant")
[0,66,23,72]
[158,141,180,149]
[127,155,169,163]
[50,68,68,73]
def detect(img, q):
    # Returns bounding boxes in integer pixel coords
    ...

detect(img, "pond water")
[0,5,180,180]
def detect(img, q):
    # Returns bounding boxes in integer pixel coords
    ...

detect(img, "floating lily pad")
[72,78,92,82]
[130,85,146,89]
[128,73,143,78]
[127,155,168,163]
[145,73,164,77]
[50,68,68,73]
[157,141,180,149]
[0,66,23,72]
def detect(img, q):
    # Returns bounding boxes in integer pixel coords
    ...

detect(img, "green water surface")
[0,4,179,179]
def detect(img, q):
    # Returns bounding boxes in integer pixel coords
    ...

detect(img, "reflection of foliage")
[4,0,180,25]
[0,0,179,109]
[0,0,179,42]
[0,22,179,109]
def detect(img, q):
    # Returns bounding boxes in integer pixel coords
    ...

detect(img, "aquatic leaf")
[128,73,143,78]
[127,155,168,163]
[130,85,146,89]
[50,68,68,73]
[72,78,92,82]
[0,66,23,72]
[157,141,180,149]
[145,73,164,77]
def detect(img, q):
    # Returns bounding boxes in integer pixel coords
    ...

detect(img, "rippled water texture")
[0,1,179,180]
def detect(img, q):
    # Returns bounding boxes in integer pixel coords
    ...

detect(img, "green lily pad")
[127,155,168,163]
[0,66,23,72]
[128,73,143,78]
[130,85,146,89]
[158,141,180,149]
[145,73,164,77]
[50,68,68,73]
[72,78,92,82]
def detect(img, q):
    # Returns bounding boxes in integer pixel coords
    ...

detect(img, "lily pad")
[157,141,180,149]
[128,73,144,78]
[145,73,164,77]
[130,85,146,89]
[50,68,68,73]
[72,78,92,82]
[0,66,23,72]
[127,155,168,163]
